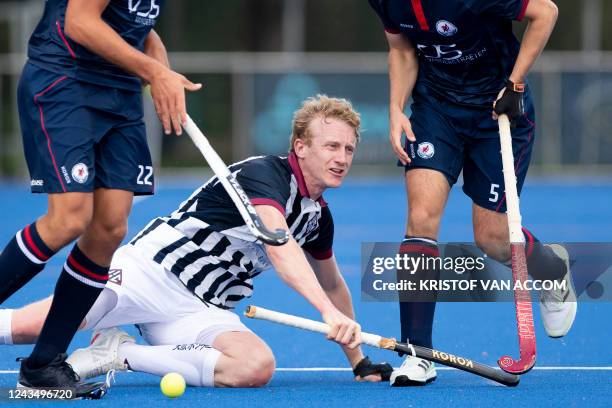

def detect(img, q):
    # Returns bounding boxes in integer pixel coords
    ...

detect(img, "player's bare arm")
[144,30,170,69]
[509,0,558,84]
[308,254,383,382]
[256,205,362,349]
[494,0,558,121]
[386,32,418,165]
[65,0,201,136]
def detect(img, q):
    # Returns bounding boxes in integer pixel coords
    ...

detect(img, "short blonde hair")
[289,94,361,152]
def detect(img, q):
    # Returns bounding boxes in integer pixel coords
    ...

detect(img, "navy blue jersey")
[27,0,165,91]
[369,0,529,107]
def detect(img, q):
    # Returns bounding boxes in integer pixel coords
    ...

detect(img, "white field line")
[276,366,612,372]
[0,366,609,375]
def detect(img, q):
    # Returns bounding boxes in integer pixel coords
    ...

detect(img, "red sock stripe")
[22,225,49,262]
[67,255,108,282]
[522,227,535,258]
[400,243,439,257]
[410,0,430,31]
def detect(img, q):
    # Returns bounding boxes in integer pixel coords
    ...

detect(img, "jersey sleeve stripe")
[306,248,333,260]
[55,20,76,59]
[410,0,430,31]
[251,198,286,215]
[384,27,401,34]
[517,0,530,21]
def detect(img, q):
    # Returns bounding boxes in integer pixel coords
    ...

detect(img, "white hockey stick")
[496,114,536,374]
[182,115,289,246]
[245,305,520,386]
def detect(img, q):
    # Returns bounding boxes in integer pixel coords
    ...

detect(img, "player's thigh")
[94,98,154,196]
[18,63,98,195]
[87,245,181,330]
[404,99,463,236]
[462,101,535,214]
[465,103,535,259]
[139,300,253,346]
[405,98,464,187]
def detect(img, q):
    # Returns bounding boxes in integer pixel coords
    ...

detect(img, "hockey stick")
[245,305,520,387]
[182,115,290,246]
[496,114,536,374]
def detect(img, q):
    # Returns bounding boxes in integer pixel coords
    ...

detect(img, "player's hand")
[493,80,525,126]
[352,356,393,382]
[149,65,202,136]
[322,308,361,349]
[390,106,415,165]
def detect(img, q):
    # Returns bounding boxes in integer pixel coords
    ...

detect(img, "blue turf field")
[0,176,610,407]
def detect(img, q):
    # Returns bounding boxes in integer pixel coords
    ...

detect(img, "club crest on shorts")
[71,163,89,184]
[436,20,457,37]
[108,269,122,285]
[417,142,435,159]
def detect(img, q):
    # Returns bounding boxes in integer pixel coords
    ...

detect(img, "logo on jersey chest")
[435,20,458,37]
[128,0,160,25]
[304,216,320,237]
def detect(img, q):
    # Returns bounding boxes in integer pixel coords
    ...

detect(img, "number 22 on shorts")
[137,165,153,185]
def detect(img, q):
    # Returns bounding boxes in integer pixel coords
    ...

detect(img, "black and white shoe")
[18,353,107,399]
[390,356,437,387]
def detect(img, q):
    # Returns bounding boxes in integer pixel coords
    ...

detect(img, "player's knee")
[475,230,509,261]
[58,213,91,241]
[91,218,128,246]
[408,208,440,238]
[233,353,275,387]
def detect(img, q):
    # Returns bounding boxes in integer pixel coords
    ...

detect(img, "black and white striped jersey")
[129,153,334,309]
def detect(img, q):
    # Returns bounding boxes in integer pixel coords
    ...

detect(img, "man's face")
[294,116,357,195]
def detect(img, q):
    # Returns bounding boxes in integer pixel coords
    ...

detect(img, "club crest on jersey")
[304,216,319,236]
[436,20,457,37]
[417,142,435,159]
[71,163,89,184]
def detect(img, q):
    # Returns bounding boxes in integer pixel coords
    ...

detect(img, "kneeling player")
[0,95,392,387]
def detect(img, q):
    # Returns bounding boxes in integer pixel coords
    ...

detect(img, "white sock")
[0,309,13,345]
[118,343,221,387]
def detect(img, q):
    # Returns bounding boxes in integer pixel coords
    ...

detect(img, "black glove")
[494,80,525,126]
[352,356,393,381]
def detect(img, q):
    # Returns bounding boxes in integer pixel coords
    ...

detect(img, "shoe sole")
[543,244,578,338]
[391,374,437,387]
[16,382,107,400]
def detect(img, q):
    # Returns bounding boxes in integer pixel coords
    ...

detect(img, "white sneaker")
[67,328,135,380]
[390,356,436,386]
[539,244,577,338]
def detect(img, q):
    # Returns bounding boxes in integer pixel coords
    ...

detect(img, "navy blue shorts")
[17,62,154,195]
[403,91,535,213]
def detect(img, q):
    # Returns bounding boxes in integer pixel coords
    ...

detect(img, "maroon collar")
[288,153,327,207]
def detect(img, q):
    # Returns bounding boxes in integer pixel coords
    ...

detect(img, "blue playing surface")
[0,175,610,407]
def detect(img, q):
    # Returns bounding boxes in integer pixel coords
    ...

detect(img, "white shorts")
[84,244,250,346]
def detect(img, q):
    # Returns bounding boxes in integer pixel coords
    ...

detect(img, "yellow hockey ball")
[160,372,186,398]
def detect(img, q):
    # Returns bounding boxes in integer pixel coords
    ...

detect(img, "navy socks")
[397,237,440,350]
[0,223,56,304]
[522,228,566,281]
[28,244,108,368]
